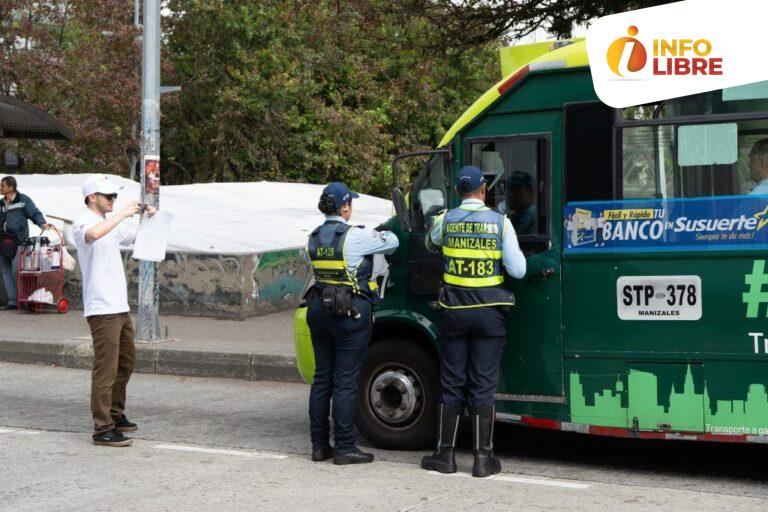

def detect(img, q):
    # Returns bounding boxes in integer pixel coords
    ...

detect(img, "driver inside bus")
[748,138,768,195]
[505,171,536,235]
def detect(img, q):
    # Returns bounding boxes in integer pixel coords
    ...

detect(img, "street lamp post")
[136,0,162,341]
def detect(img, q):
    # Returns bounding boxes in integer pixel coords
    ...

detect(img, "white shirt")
[73,209,136,317]
[750,177,768,195]
[320,216,399,271]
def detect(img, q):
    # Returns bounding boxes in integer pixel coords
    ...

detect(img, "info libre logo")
[607,26,723,78]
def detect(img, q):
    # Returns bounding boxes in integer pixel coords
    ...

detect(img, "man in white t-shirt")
[73,174,155,447]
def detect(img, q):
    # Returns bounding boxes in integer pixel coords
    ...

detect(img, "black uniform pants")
[306,296,372,453]
[438,307,507,408]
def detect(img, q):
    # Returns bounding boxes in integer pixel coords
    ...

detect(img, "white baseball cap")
[82,174,122,197]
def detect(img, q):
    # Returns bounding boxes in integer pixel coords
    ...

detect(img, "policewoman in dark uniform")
[421,166,526,477]
[305,182,399,465]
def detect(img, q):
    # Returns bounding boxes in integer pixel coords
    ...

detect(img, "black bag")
[321,287,360,318]
[0,213,19,259]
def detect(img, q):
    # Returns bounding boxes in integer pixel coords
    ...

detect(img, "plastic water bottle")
[33,237,42,271]
[39,237,52,271]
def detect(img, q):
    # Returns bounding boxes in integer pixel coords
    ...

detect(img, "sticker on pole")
[143,154,160,194]
[617,276,702,321]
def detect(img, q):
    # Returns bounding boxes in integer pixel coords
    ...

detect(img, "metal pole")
[137,0,161,341]
[128,0,141,181]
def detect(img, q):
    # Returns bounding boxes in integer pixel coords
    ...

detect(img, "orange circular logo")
[607,26,648,76]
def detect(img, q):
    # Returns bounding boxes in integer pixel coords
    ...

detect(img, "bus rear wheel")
[356,337,439,450]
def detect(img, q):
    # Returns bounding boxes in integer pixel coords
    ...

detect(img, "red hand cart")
[16,225,69,314]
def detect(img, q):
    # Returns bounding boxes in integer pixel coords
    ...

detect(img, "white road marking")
[155,443,287,459]
[490,475,590,489]
[434,471,591,489]
[0,428,43,435]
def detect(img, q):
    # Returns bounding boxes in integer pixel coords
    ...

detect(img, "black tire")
[356,337,439,450]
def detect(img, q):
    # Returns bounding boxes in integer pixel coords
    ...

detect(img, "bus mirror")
[392,186,412,233]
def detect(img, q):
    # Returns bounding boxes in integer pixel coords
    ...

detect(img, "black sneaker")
[93,428,133,447]
[114,414,138,432]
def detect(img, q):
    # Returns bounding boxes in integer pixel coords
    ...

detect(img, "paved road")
[1,362,767,511]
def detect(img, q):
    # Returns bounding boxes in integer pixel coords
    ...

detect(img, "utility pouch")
[0,215,19,259]
[0,233,19,259]
[321,287,359,318]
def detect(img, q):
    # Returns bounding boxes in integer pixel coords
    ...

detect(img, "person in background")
[73,174,155,447]
[748,139,768,195]
[0,176,52,309]
[304,182,399,465]
[507,171,536,235]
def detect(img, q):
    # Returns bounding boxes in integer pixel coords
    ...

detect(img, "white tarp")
[12,174,393,254]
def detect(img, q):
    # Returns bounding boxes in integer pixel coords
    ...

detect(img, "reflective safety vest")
[307,220,376,299]
[439,206,515,309]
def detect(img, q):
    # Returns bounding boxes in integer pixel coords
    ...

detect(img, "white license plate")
[616,276,702,321]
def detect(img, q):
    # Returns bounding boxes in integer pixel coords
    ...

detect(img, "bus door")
[466,134,565,399]
[406,152,451,298]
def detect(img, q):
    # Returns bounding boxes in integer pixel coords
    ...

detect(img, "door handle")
[542,267,556,277]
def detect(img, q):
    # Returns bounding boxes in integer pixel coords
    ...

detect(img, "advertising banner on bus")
[564,195,768,253]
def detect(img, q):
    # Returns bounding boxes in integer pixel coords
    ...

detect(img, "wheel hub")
[369,369,421,425]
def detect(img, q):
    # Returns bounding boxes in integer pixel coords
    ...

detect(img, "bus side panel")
[563,254,756,355]
[562,253,768,434]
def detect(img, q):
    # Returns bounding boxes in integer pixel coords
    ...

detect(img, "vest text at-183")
[439,206,515,309]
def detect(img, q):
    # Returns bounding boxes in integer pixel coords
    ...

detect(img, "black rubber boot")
[421,403,462,474]
[471,404,501,478]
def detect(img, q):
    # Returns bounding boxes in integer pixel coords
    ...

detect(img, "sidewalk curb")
[0,340,303,383]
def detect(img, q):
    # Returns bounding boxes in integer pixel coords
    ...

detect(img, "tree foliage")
[0,1,140,176]
[371,1,677,52]
[161,0,499,196]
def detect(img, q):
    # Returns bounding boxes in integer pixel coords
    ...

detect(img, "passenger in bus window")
[507,171,536,234]
[747,138,768,195]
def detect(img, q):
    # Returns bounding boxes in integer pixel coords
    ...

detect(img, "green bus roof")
[438,39,590,148]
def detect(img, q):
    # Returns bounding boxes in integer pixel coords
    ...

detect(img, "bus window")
[621,82,768,121]
[620,118,768,198]
[469,141,507,211]
[678,123,738,166]
[621,125,675,198]
[410,153,448,233]
[468,137,547,237]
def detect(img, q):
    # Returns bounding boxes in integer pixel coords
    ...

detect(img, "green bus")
[295,39,768,449]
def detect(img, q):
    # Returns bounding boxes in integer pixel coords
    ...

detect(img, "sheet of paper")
[132,210,173,262]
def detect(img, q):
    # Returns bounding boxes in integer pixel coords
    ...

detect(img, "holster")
[321,287,359,318]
